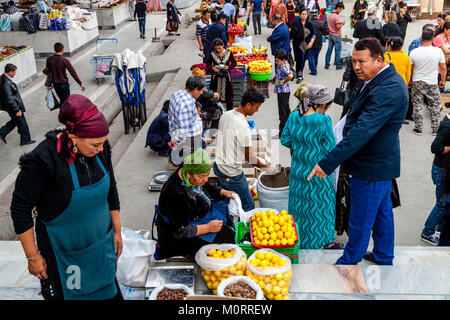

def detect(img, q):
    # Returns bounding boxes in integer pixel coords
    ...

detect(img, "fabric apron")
[159,200,229,242]
[41,155,117,300]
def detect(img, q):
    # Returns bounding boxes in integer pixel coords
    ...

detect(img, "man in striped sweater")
[196,10,211,63]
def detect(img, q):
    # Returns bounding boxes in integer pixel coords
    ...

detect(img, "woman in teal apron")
[157,148,237,259]
[11,95,123,300]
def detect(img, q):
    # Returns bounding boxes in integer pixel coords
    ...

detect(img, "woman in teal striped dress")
[281,85,341,249]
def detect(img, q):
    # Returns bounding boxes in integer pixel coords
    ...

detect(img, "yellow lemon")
[281,238,288,246]
[264,252,274,261]
[213,271,221,277]
[268,226,274,234]
[256,252,265,260]
[268,210,275,215]
[250,259,260,266]
[276,231,284,239]
[254,239,261,245]
[203,275,210,281]
[261,239,268,246]
[205,270,212,275]
[258,281,265,288]
[262,220,269,228]
[213,289,217,295]
[278,280,287,288]
[275,239,281,246]
[281,225,287,232]
[260,259,269,267]
[280,210,288,215]
[282,294,289,300]
[229,266,237,273]
[287,238,295,246]
[271,279,278,287]
[255,212,261,218]
[223,252,232,258]
[275,273,283,281]
[283,272,290,280]
[264,276,272,284]
[281,287,288,295]
[261,227,268,234]
[207,281,213,289]
[270,233,278,241]
[264,233,270,240]
[213,281,219,288]
[236,270,244,276]
[209,249,217,256]
[268,239,275,246]
[284,230,292,239]
[274,294,283,300]
[267,293,274,300]
[257,233,264,240]
[274,224,281,231]
[212,254,220,258]
[272,286,282,295]
[272,256,281,265]
[257,221,263,227]
[216,250,223,257]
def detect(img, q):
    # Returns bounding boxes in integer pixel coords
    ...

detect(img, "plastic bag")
[228,193,246,223]
[217,275,265,300]
[261,15,267,27]
[45,87,55,110]
[148,283,194,300]
[119,284,146,300]
[234,35,252,51]
[195,244,247,295]
[245,249,292,300]
[116,227,157,288]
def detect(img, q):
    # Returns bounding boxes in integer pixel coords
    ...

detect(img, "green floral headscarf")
[180,148,211,187]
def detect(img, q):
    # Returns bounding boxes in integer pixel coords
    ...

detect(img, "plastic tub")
[249,71,271,81]
[256,171,289,213]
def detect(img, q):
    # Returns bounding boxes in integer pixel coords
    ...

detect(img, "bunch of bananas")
[251,45,268,54]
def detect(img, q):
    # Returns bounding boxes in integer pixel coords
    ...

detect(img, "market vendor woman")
[10,95,123,300]
[157,148,237,258]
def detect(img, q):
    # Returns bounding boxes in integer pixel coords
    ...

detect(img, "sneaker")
[142,35,146,39]
[432,129,438,136]
[296,76,303,84]
[336,66,343,70]
[324,241,345,249]
[20,140,36,146]
[421,233,439,246]
[325,65,330,69]
[413,128,422,136]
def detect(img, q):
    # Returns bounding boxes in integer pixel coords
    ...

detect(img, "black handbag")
[334,80,349,106]
[391,179,401,208]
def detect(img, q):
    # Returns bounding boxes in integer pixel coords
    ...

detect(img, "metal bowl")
[152,171,171,184]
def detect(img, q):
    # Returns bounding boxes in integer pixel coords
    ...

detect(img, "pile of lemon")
[246,250,292,300]
[250,210,297,247]
[248,60,272,74]
[199,247,247,295]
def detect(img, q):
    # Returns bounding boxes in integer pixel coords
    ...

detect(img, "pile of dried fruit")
[156,288,188,300]
[223,281,257,299]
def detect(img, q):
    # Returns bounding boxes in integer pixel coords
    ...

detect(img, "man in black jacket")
[134,0,147,39]
[308,38,408,265]
[0,64,35,146]
[396,2,412,39]
[353,7,385,46]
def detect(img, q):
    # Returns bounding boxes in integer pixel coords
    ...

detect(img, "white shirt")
[409,45,445,85]
[215,110,253,177]
[304,0,315,11]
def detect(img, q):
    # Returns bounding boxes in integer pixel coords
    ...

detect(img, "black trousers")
[53,82,71,106]
[0,111,31,144]
[277,92,290,137]
[406,87,414,120]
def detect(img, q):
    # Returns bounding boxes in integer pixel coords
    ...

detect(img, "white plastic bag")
[228,193,246,222]
[45,87,55,110]
[148,283,195,300]
[234,35,252,51]
[116,227,157,288]
[238,8,245,17]
[261,15,267,27]
[119,284,146,300]
[217,276,265,300]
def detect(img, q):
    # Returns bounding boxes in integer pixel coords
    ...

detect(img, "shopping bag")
[333,80,349,106]
[116,227,157,287]
[45,87,60,111]
[239,8,245,17]
[261,15,267,27]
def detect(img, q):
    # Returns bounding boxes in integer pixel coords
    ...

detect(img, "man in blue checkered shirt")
[168,75,206,165]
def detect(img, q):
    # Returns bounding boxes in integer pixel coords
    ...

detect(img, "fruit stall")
[90,0,132,29]
[0,46,37,88]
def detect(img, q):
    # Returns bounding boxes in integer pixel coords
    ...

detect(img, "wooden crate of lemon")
[245,249,292,300]
[195,244,248,295]
[248,60,272,81]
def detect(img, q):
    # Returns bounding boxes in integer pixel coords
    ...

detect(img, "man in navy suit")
[267,14,291,73]
[206,12,229,58]
[308,38,408,265]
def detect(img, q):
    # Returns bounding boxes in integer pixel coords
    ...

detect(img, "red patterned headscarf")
[57,94,109,165]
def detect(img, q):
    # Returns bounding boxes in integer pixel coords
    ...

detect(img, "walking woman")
[286,0,296,26]
[10,94,123,300]
[291,8,316,83]
[281,85,341,249]
[206,38,237,111]
[167,0,182,36]
[382,11,402,43]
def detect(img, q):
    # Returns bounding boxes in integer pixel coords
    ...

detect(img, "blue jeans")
[138,17,146,35]
[422,164,446,236]
[53,82,70,106]
[307,47,321,75]
[336,178,394,265]
[213,163,255,212]
[325,34,342,68]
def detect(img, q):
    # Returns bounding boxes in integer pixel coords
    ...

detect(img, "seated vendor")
[145,100,171,157]
[157,148,237,259]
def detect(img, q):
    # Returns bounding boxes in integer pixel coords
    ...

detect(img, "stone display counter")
[0,47,37,88]
[92,1,132,29]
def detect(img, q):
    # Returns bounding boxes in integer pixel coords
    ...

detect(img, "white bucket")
[256,171,289,213]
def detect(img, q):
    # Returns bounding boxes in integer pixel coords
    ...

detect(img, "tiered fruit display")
[248,59,271,74]
[198,246,248,295]
[245,250,292,300]
[247,53,269,61]
[250,210,297,247]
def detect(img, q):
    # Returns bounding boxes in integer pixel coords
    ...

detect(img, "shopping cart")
[90,38,118,84]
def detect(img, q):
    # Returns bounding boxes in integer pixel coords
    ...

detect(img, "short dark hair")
[275,49,288,61]
[218,12,227,21]
[202,9,210,15]
[8,1,15,5]
[212,38,225,48]
[4,63,17,73]
[422,23,435,30]
[354,38,384,60]
[54,42,64,53]
[444,21,450,30]
[399,1,408,8]
[273,14,282,21]
[438,13,446,20]
[185,75,206,91]
[299,8,308,16]
[335,2,344,9]
[387,36,404,51]
[422,28,435,41]
[241,87,265,107]
[162,100,170,113]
